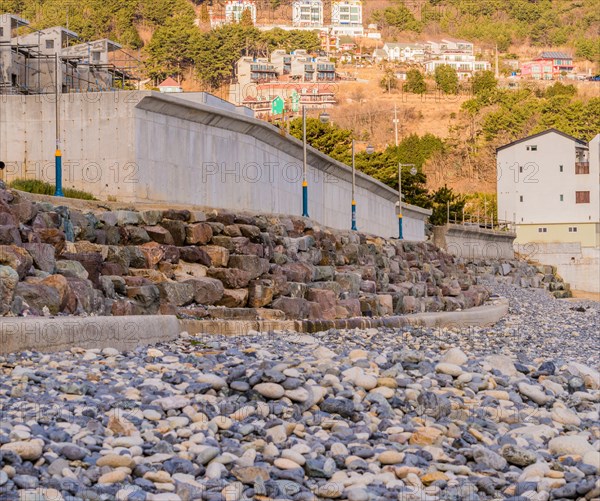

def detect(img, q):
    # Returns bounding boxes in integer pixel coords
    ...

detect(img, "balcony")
[317,64,335,72]
[250,64,277,73]
[575,162,589,174]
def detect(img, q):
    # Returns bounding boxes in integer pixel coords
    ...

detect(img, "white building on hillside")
[382,42,426,63]
[292,0,323,28]
[225,0,257,24]
[496,129,600,292]
[331,0,363,37]
[423,38,490,78]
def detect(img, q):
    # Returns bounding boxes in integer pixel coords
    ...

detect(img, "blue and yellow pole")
[351,140,357,230]
[302,106,309,217]
[302,180,308,217]
[398,212,403,240]
[54,54,64,197]
[398,162,403,239]
[54,149,64,197]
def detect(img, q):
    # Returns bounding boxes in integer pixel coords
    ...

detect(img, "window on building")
[560,194,564,201]
[46,39,54,49]
[526,145,537,151]
[538,227,547,233]
[0,28,4,37]
[568,227,578,232]
[519,166,523,173]
[519,195,523,202]
[559,165,563,172]
[576,191,590,203]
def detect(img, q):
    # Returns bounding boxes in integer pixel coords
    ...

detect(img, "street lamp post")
[398,163,417,239]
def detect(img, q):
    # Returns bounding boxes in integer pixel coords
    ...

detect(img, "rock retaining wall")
[0,183,570,322]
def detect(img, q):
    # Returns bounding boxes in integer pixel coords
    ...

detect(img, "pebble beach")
[0,284,598,501]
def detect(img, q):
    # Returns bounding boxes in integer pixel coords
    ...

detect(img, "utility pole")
[393,103,399,147]
[495,43,499,79]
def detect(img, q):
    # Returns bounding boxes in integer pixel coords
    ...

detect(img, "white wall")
[516,242,600,293]
[497,131,599,226]
[0,91,431,241]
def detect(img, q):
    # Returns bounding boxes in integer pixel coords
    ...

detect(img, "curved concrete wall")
[433,224,516,260]
[0,91,431,240]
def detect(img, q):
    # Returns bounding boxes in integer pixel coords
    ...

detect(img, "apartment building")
[292,0,324,28]
[497,129,600,292]
[423,38,490,78]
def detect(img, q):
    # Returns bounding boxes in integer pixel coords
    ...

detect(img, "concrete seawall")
[516,242,600,293]
[433,224,516,259]
[0,91,430,240]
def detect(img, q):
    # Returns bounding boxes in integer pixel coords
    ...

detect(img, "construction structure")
[0,13,138,95]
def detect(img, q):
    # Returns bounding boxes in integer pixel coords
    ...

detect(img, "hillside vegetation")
[2,0,599,84]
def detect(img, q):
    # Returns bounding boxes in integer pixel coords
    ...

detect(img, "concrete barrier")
[0,315,179,354]
[181,299,509,337]
[433,224,516,259]
[0,299,508,354]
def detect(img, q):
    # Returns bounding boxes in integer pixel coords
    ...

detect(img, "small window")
[46,39,54,49]
[560,194,563,201]
[568,227,578,232]
[575,191,590,204]
[526,145,537,151]
[519,195,523,202]
[559,165,563,172]
[0,27,4,37]
[519,166,523,173]
[538,227,547,233]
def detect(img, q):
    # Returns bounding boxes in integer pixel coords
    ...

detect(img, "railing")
[575,162,590,174]
[446,205,515,233]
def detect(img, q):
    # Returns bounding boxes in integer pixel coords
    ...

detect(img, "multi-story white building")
[331,0,363,37]
[225,0,257,24]
[292,0,323,28]
[382,42,426,63]
[423,38,490,78]
[497,129,600,292]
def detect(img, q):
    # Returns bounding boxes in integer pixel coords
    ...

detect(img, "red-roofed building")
[158,77,183,93]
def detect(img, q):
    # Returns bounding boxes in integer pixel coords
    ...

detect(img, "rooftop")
[538,51,572,59]
[496,128,587,153]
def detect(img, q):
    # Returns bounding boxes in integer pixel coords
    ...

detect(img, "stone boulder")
[281,262,315,283]
[13,282,62,315]
[228,255,270,280]
[203,245,229,267]
[160,219,187,246]
[185,277,225,305]
[207,268,252,289]
[217,289,249,308]
[0,245,33,279]
[185,223,213,245]
[0,265,19,315]
[0,225,22,245]
[157,282,195,307]
[179,247,211,266]
[145,225,174,245]
[248,279,275,308]
[270,297,321,320]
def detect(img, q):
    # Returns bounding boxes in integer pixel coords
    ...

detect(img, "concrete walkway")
[0,299,509,354]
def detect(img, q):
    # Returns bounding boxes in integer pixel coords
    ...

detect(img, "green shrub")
[9,179,96,200]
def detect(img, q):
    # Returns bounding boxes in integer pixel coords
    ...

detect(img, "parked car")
[588,75,600,81]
